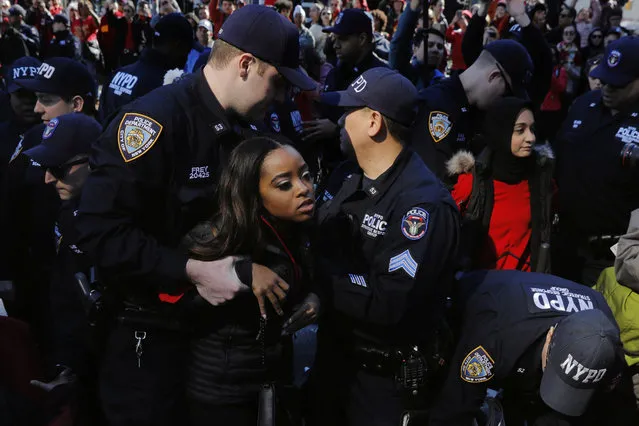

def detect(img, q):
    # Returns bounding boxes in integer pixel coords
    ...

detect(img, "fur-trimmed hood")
[446,144,555,176]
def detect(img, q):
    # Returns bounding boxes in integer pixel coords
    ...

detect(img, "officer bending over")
[430,270,639,426]
[311,67,460,426]
[24,114,102,424]
[75,6,315,426]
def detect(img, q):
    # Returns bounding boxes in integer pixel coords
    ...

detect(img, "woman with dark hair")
[557,23,583,101]
[447,97,555,273]
[183,137,319,426]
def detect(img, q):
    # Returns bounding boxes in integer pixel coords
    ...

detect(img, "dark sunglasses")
[559,13,570,18]
[591,34,603,38]
[47,158,88,180]
[495,61,513,96]
[487,31,497,37]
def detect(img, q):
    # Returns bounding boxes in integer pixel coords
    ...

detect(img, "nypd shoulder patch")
[460,346,495,383]
[388,249,419,278]
[428,111,452,143]
[9,136,24,163]
[401,207,429,240]
[117,113,164,163]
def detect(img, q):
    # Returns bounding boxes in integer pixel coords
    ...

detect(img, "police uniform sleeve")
[325,200,459,326]
[411,97,456,180]
[75,109,189,287]
[429,292,502,426]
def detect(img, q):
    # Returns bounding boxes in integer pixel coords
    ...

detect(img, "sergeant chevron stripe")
[388,250,418,278]
[349,274,367,288]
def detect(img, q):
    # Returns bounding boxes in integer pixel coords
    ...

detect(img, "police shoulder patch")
[117,113,164,163]
[43,118,59,139]
[460,346,495,383]
[428,111,452,143]
[401,207,429,240]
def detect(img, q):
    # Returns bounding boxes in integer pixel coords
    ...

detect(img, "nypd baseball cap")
[484,39,534,99]
[589,37,639,87]
[540,309,624,417]
[321,67,418,126]
[217,5,315,91]
[14,57,96,99]
[4,56,42,93]
[23,113,102,168]
[323,8,373,36]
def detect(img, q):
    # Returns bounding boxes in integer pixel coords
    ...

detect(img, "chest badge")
[117,113,163,163]
[461,346,495,383]
[428,111,452,143]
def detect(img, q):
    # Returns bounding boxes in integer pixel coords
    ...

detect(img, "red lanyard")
[260,215,301,285]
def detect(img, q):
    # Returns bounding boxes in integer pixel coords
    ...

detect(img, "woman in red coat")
[448,97,555,273]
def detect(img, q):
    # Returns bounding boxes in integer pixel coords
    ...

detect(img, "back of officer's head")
[152,13,194,69]
[461,40,533,110]
[23,113,102,200]
[321,68,417,157]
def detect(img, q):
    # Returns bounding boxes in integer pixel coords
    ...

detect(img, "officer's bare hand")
[187,257,249,305]
[252,263,290,318]
[301,119,339,143]
[282,292,320,335]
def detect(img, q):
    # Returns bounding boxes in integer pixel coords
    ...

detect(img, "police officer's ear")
[237,53,253,80]
[358,32,369,47]
[366,109,385,139]
[71,95,84,113]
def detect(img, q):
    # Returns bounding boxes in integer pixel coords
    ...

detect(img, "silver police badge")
[607,50,621,68]
[428,111,452,143]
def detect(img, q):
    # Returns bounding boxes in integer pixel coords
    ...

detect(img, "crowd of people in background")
[1,0,639,424]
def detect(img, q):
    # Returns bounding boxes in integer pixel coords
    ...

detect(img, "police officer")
[555,37,639,287]
[7,5,40,57]
[23,114,102,424]
[310,67,460,426]
[97,13,193,125]
[302,8,388,173]
[0,58,96,339]
[409,39,533,184]
[46,14,82,60]
[0,57,41,180]
[430,270,638,426]
[74,6,315,426]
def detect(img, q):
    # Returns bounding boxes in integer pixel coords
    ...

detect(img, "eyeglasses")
[591,34,603,39]
[47,158,88,180]
[495,61,513,96]
[559,13,570,18]
[564,31,575,36]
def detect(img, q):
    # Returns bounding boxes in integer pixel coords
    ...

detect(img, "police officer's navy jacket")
[98,48,181,125]
[409,74,477,184]
[76,71,262,303]
[556,90,639,237]
[316,148,460,345]
[45,30,82,61]
[430,270,626,426]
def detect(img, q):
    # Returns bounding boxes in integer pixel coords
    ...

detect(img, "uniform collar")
[449,73,471,111]
[140,48,177,70]
[194,69,235,136]
[357,147,412,200]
